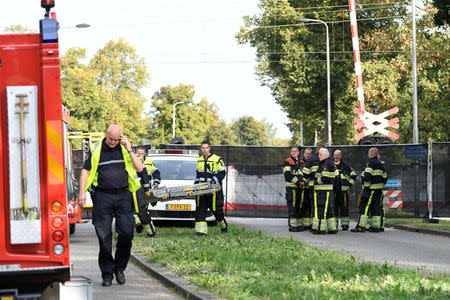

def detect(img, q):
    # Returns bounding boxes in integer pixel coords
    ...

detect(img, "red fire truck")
[0,1,71,297]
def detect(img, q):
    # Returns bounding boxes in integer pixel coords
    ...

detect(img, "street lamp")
[295,18,332,145]
[172,101,192,138]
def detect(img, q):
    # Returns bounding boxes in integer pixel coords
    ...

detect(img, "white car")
[147,149,215,222]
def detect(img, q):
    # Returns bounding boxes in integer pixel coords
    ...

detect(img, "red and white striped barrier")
[349,0,365,113]
[348,0,400,141]
[383,190,403,209]
[383,190,402,198]
[388,200,403,208]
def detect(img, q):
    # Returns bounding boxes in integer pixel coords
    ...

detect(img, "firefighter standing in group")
[299,148,313,229]
[302,144,324,230]
[312,148,338,234]
[194,141,228,236]
[283,146,307,232]
[132,146,160,237]
[351,147,388,233]
[333,150,357,231]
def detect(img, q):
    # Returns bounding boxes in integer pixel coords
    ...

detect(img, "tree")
[350,9,449,142]
[236,0,416,144]
[432,0,450,27]
[261,118,278,145]
[231,116,268,145]
[61,48,112,133]
[147,84,237,146]
[60,39,150,144]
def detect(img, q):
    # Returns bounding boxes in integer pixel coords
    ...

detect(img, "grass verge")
[133,225,449,299]
[387,218,450,231]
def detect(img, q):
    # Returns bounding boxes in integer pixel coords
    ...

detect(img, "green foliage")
[147,84,237,146]
[60,39,150,144]
[237,0,448,144]
[432,0,450,27]
[133,225,450,299]
[231,116,268,145]
[261,118,279,145]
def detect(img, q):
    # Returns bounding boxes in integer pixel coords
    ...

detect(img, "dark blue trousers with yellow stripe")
[356,189,383,230]
[195,191,227,235]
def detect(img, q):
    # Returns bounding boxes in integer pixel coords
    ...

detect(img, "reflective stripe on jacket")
[283,156,304,188]
[361,157,388,190]
[85,143,141,192]
[196,153,226,183]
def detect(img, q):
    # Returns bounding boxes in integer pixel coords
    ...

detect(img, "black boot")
[350,226,365,233]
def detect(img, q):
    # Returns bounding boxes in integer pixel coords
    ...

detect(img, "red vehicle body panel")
[0,33,70,289]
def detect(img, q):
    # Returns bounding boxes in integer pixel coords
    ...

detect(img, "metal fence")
[160,143,449,218]
[431,143,450,217]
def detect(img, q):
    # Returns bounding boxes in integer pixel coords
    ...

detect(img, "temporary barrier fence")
[71,143,448,219]
[160,143,448,219]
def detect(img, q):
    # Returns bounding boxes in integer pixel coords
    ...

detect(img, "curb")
[130,252,218,300]
[388,224,450,238]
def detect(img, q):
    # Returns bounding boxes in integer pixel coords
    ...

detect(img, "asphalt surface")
[69,222,182,300]
[227,217,450,274]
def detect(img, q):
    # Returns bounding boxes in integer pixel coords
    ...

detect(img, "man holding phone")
[77,124,143,287]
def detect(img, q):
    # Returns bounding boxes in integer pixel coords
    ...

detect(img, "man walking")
[351,148,388,233]
[194,141,228,236]
[78,125,143,286]
[333,150,356,231]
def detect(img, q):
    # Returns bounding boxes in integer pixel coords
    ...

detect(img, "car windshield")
[153,159,197,181]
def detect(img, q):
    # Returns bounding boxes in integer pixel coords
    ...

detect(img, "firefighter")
[298,147,313,229]
[132,146,160,237]
[194,141,227,236]
[333,150,356,231]
[351,148,388,233]
[283,146,306,232]
[77,125,143,287]
[312,148,338,234]
[302,144,324,230]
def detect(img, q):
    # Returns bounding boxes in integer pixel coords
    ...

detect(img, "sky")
[0,0,292,139]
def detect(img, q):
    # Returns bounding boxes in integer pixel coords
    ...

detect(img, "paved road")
[228,217,450,274]
[69,222,182,300]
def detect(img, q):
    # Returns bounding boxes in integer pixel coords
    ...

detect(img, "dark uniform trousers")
[334,190,350,227]
[134,187,153,225]
[312,190,336,233]
[286,187,300,228]
[357,189,383,229]
[195,190,226,224]
[299,188,312,227]
[93,190,134,280]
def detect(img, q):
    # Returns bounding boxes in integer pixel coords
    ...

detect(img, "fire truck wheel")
[69,224,76,235]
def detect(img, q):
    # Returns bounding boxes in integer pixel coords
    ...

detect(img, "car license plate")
[166,204,191,210]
